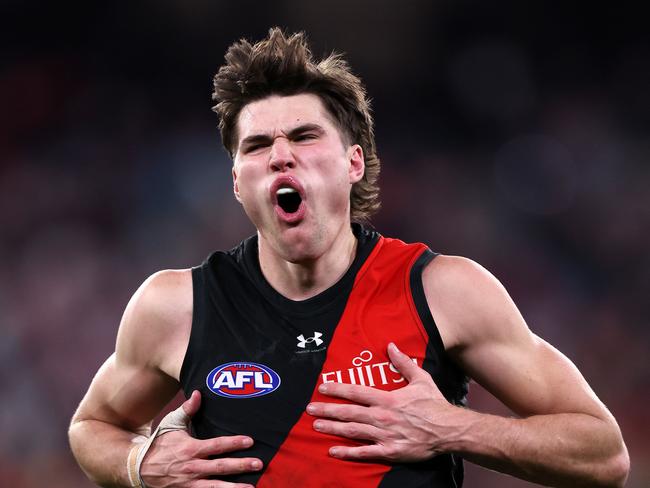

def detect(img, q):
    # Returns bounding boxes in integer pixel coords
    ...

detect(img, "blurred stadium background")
[1,1,648,486]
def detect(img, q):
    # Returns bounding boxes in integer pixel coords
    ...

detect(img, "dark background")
[1,1,648,486]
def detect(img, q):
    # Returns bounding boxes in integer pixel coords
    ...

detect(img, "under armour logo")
[297,332,323,348]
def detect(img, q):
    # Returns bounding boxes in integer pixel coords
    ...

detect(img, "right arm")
[68,270,262,488]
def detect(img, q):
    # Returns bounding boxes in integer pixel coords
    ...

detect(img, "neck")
[258,224,358,301]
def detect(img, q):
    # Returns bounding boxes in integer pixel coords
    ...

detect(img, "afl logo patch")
[206,362,281,399]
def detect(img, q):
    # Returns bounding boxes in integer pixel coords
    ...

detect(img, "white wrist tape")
[126,405,191,488]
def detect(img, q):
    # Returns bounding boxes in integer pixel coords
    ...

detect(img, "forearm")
[445,408,629,487]
[69,418,147,488]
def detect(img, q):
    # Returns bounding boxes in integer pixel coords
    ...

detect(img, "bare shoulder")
[71,269,193,430]
[421,254,526,351]
[116,268,193,379]
[420,254,619,422]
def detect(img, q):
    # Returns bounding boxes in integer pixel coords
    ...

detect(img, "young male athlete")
[69,28,629,488]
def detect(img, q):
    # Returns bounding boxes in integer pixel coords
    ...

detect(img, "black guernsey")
[180,225,468,487]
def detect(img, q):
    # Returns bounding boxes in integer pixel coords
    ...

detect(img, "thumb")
[181,389,202,418]
[156,390,201,435]
[387,343,426,383]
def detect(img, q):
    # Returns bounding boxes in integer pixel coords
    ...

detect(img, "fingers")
[307,402,383,426]
[317,382,388,406]
[190,456,263,477]
[194,435,255,458]
[143,432,261,487]
[386,342,427,383]
[313,419,382,442]
[328,444,387,461]
[192,481,256,488]
[158,403,193,433]
[162,390,200,433]
[182,389,202,417]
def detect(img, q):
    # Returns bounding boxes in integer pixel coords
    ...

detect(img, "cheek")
[315,168,352,210]
[234,169,269,222]
[236,164,262,198]
[237,178,265,223]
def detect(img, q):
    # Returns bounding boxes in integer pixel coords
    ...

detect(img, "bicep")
[458,328,608,420]
[73,352,178,435]
[72,270,191,433]
[427,256,611,421]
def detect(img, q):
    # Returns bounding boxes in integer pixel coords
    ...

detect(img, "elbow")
[67,417,86,464]
[606,446,630,488]
[589,415,630,488]
[67,420,93,482]
[566,429,630,488]
[68,418,111,487]
[68,412,87,451]
[590,442,630,488]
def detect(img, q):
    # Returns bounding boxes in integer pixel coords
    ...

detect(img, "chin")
[274,226,326,262]
[277,237,321,264]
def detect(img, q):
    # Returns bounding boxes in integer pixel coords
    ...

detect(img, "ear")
[348,144,365,184]
[232,165,243,203]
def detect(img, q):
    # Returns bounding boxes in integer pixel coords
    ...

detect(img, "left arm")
[306,256,629,487]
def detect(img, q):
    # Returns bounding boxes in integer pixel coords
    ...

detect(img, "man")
[69,28,629,488]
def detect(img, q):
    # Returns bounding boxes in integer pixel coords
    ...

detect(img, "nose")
[269,137,295,172]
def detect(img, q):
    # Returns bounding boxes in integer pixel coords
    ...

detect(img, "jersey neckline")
[240,223,381,317]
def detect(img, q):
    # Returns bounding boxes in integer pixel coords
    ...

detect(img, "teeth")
[276,187,297,195]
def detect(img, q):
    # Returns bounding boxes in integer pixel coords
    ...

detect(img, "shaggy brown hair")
[212,27,380,222]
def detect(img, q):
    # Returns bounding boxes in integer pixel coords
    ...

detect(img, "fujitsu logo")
[297,332,323,349]
[321,350,418,386]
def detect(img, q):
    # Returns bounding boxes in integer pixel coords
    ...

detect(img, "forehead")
[236,93,339,140]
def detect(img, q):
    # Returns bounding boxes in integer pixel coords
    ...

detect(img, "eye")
[244,142,269,153]
[295,133,317,142]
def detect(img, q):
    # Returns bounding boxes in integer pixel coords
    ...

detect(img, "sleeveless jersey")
[180,225,468,487]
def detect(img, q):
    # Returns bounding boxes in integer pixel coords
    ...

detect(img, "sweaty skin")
[68,93,367,487]
[69,269,263,488]
[69,93,629,488]
[307,256,630,488]
[232,94,365,300]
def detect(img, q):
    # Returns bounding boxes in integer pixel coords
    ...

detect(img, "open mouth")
[270,176,306,224]
[276,187,302,214]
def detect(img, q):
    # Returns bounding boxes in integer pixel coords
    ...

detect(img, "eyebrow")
[239,123,325,150]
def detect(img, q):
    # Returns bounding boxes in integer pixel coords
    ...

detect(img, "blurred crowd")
[1,2,648,486]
